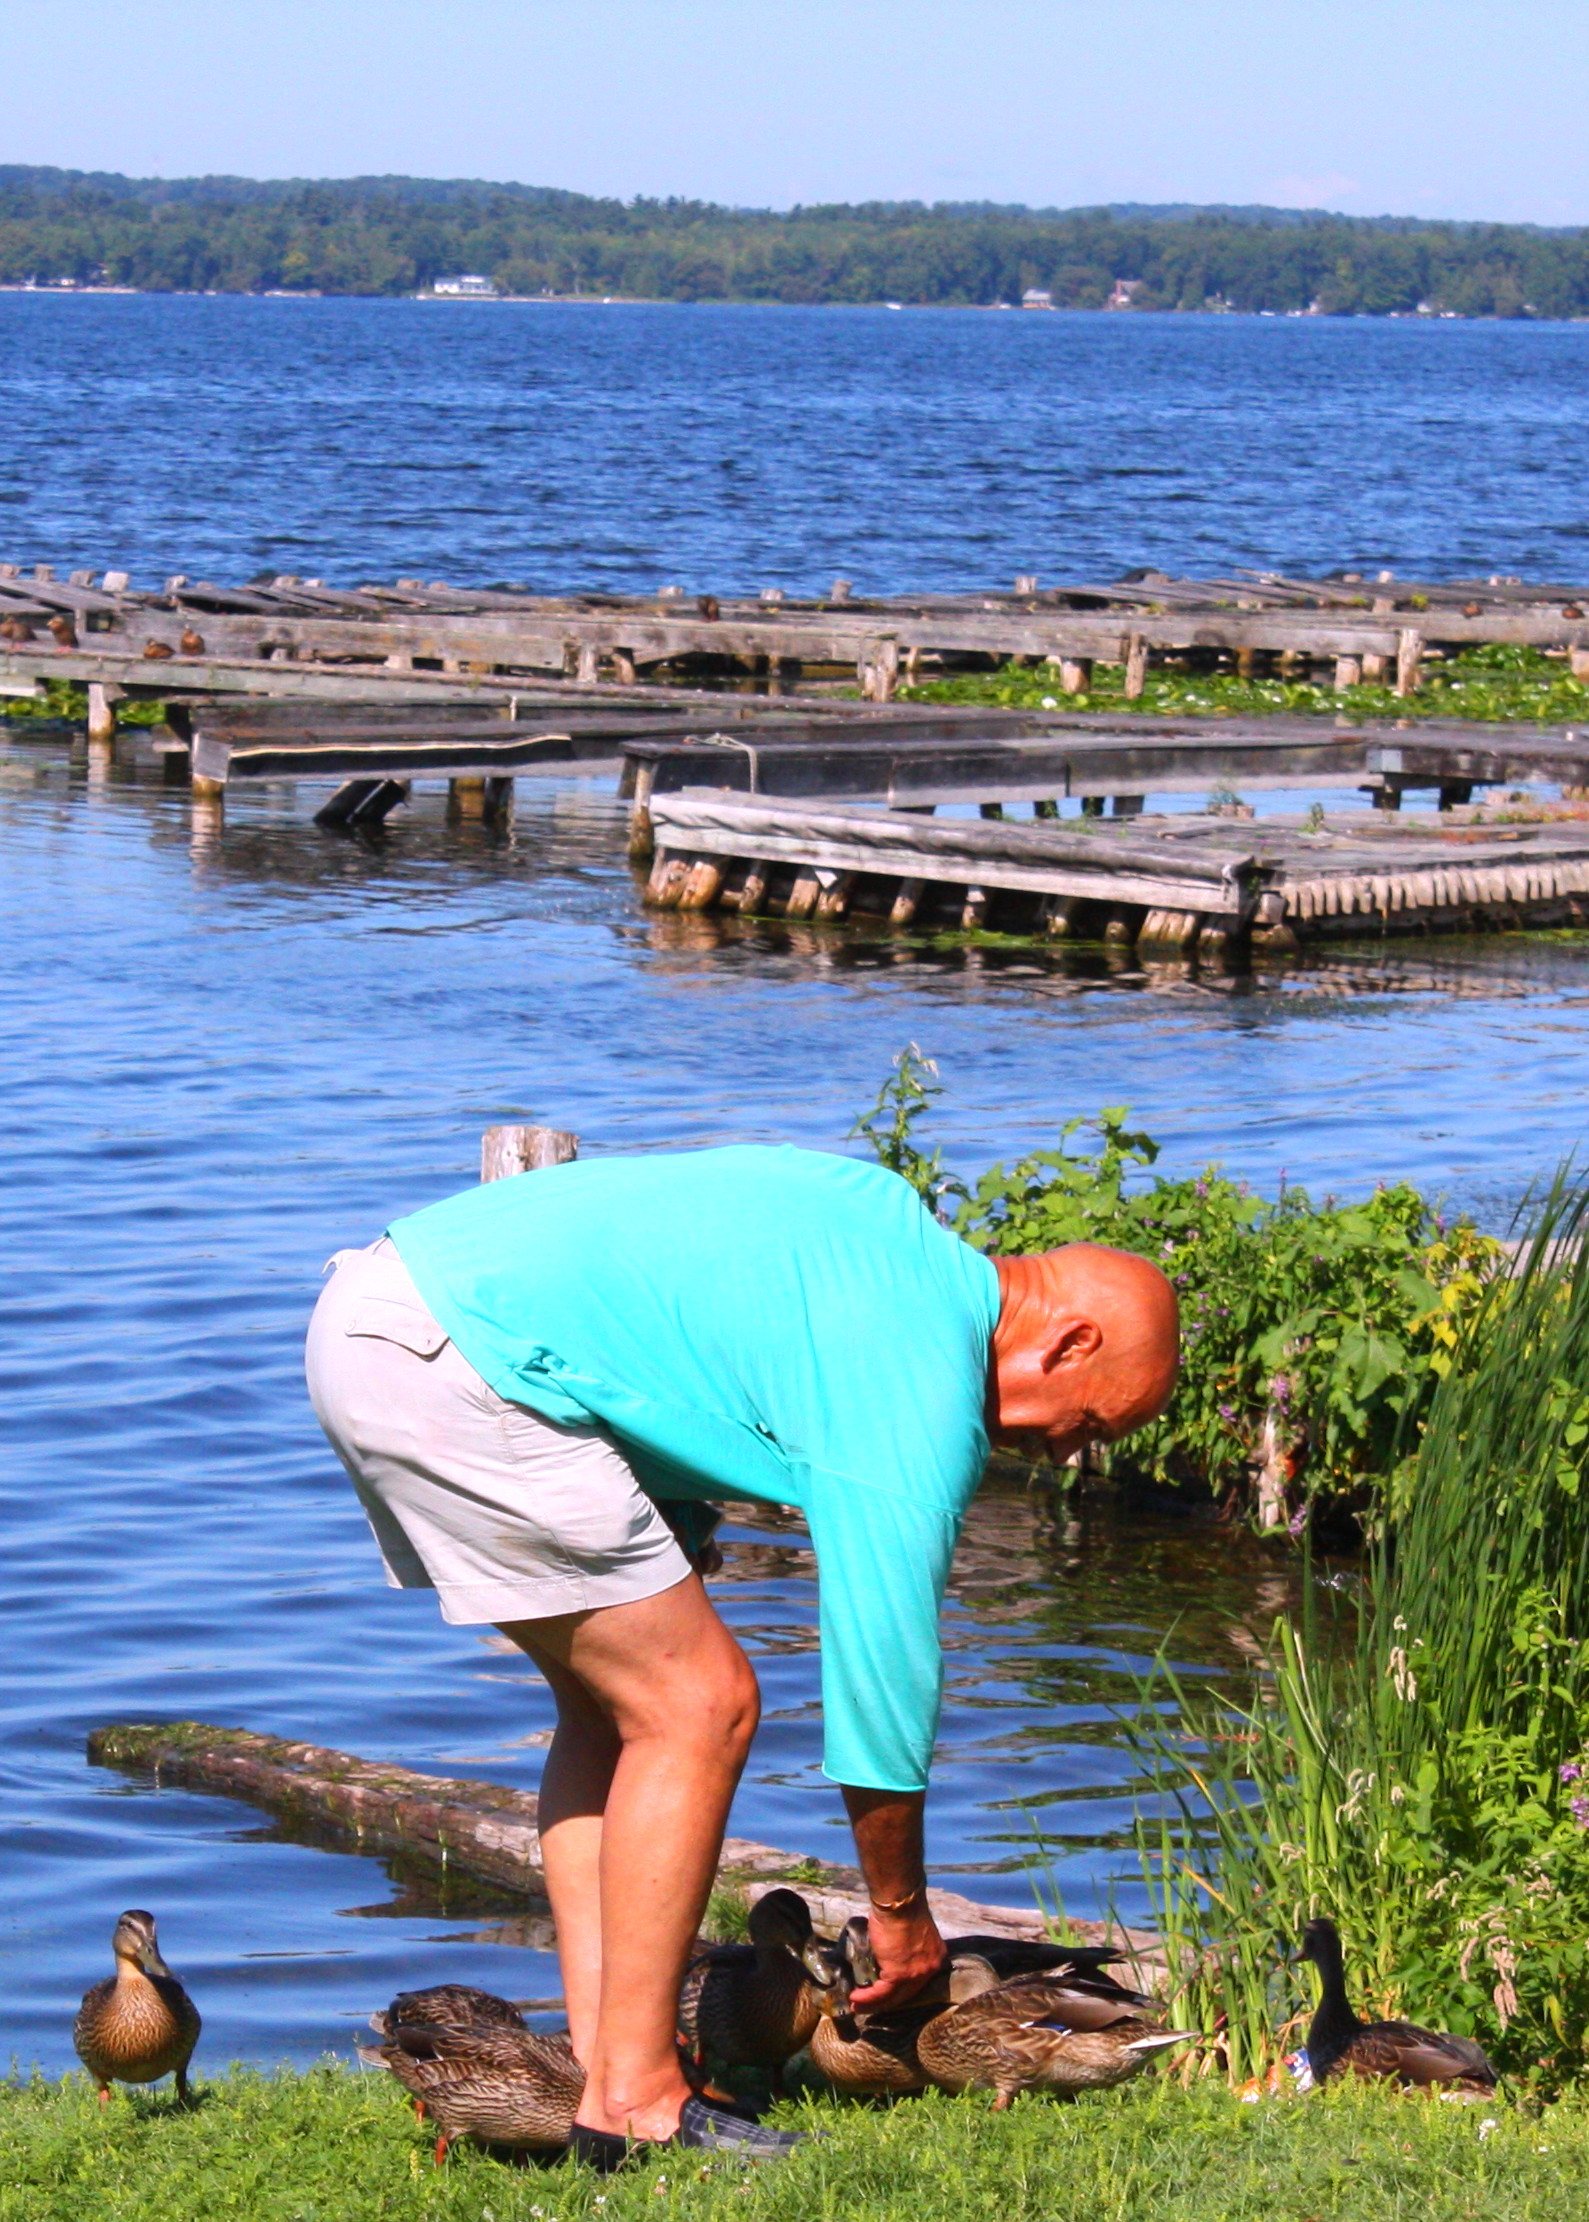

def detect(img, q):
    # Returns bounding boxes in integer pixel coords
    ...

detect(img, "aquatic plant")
[1134,1178,1589,2097]
[907,643,1589,727]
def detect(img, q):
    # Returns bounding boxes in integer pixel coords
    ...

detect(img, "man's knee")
[622,1644,759,1760]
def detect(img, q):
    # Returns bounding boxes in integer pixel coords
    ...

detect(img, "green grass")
[4,2066,1586,2222]
[904,643,1589,727]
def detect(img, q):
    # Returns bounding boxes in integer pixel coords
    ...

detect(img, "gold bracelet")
[869,1887,925,1914]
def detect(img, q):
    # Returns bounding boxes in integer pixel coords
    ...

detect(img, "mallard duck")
[804,1916,934,2097]
[47,613,78,650]
[1296,1918,1497,2092]
[359,2017,585,2163]
[916,1956,1197,2108]
[73,1909,201,2106]
[679,1888,836,2086]
[178,627,205,657]
[142,639,175,660]
[370,1983,527,2041]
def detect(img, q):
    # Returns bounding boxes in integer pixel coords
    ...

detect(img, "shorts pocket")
[342,1297,449,1359]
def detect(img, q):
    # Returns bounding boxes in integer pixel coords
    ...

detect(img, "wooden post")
[679,857,726,910]
[889,876,924,926]
[1235,646,1257,681]
[576,642,600,685]
[86,682,118,744]
[1138,909,1203,949]
[859,639,900,701]
[739,859,772,915]
[483,776,515,825]
[1372,783,1402,812]
[645,852,690,907]
[960,886,988,929]
[831,578,852,603]
[785,872,822,920]
[814,870,855,921]
[1333,655,1362,692]
[1058,656,1093,695]
[1104,908,1136,943]
[627,761,657,860]
[449,775,487,820]
[612,647,638,685]
[1123,635,1149,700]
[1395,629,1424,697]
[1041,895,1078,936]
[481,1125,579,1181]
[1570,646,1589,681]
[1361,650,1388,685]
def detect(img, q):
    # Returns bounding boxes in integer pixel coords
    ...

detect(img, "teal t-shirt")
[388,1144,1001,1791]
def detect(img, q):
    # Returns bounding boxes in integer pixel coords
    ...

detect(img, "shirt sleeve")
[801,1477,960,1793]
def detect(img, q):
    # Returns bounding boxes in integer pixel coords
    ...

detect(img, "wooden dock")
[8,560,1589,708]
[642,792,1589,952]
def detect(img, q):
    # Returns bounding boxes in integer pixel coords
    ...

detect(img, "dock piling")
[481,1125,580,1181]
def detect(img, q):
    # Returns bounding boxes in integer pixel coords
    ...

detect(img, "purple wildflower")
[1562,1762,1583,1785]
[1573,1796,1589,1832]
[1219,1404,1237,1423]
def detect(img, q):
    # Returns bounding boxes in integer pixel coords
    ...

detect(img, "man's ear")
[1040,1318,1103,1373]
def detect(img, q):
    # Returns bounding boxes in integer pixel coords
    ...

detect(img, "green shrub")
[851,1049,1500,1521]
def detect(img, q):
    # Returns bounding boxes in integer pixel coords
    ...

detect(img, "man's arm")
[839,1785,946,2009]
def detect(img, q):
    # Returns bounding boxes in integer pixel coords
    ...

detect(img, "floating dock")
[643,792,1589,951]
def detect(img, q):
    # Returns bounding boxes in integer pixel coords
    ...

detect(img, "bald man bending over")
[306,1146,1177,2169]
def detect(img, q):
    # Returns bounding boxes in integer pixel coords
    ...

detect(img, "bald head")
[986,1243,1180,1462]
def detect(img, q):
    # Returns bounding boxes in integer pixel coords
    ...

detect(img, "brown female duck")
[916,1955,1197,2107]
[805,1916,941,2097]
[371,1982,527,2041]
[359,2017,585,2163]
[678,1887,835,2085]
[1297,1918,1497,2092]
[73,1909,201,2106]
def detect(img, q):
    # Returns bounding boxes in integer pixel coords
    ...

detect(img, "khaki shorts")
[305,1239,691,1624]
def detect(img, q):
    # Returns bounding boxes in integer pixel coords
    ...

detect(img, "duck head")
[747,1888,835,1985]
[112,1908,175,1980]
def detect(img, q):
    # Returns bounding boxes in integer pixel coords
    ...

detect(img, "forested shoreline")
[3,166,1588,314]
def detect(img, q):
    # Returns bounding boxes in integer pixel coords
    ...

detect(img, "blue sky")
[10,0,1589,224]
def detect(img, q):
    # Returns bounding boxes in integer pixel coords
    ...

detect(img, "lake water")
[5,298,1589,2078]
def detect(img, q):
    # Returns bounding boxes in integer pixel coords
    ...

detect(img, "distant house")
[1106,279,1143,310]
[1021,287,1054,309]
[431,273,498,298]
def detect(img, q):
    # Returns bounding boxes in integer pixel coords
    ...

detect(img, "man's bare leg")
[496,1571,760,2140]
[500,1642,619,2062]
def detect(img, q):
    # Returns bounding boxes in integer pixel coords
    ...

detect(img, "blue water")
[7,296,1589,589]
[5,299,1589,2080]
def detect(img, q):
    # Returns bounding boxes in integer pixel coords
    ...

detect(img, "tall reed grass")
[1134,1177,1589,2095]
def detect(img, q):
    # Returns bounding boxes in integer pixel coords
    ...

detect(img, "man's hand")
[839,1783,946,2011]
[846,1899,946,2011]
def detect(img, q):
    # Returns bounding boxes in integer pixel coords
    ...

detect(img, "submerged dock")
[643,792,1589,951]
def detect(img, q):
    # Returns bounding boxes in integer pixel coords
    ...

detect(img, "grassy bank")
[905,642,1589,727]
[2,2066,1582,2222]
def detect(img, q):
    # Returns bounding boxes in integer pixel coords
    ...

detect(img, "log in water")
[86,1721,1148,1955]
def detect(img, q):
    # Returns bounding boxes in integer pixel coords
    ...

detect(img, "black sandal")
[569,2099,811,2174]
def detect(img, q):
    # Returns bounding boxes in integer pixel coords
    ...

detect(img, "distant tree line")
[2,168,1586,315]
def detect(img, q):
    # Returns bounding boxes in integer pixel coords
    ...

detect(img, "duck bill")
[137,1940,176,1979]
[1124,2030,1200,2054]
